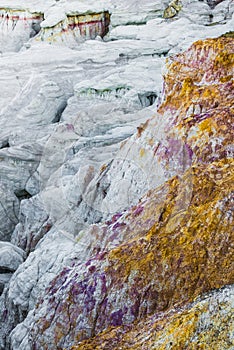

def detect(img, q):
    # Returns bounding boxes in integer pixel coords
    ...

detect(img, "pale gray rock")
[0,75,70,144]
[0,228,75,348]
[0,243,25,347]
[179,0,233,24]
[0,142,43,241]
[0,274,12,295]
[34,99,156,236]
[211,0,234,22]
[0,185,19,241]
[0,143,42,193]
[0,241,25,296]
[11,196,51,253]
[8,228,75,312]
[0,242,25,273]
[0,9,43,52]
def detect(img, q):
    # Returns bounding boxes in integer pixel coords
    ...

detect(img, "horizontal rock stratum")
[8,35,234,349]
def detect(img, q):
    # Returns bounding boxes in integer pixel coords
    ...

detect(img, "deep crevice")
[51,100,68,123]
[14,189,32,202]
[0,284,4,295]
[0,267,14,274]
[0,140,10,149]
[138,92,157,107]
[206,0,225,9]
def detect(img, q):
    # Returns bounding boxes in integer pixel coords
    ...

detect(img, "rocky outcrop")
[38,11,110,44]
[11,158,233,349]
[0,0,233,349]
[71,284,234,349]
[0,242,25,295]
[0,8,43,52]
[80,35,234,219]
[163,0,182,19]
[7,35,234,349]
[0,242,24,274]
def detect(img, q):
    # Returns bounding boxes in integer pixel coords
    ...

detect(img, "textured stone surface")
[0,186,19,241]
[0,242,25,296]
[0,8,43,52]
[71,285,234,349]
[0,1,233,349]
[86,35,234,219]
[12,159,233,349]
[38,11,111,44]
[0,242,25,272]
[7,35,234,349]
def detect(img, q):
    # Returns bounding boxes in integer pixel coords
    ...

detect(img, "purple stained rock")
[110,309,124,326]
[133,205,144,216]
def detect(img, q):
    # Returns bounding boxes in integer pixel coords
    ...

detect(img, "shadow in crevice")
[14,189,32,202]
[0,140,10,149]
[51,101,68,124]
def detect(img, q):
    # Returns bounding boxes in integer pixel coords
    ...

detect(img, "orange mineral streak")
[71,159,234,350]
[106,159,233,301]
[66,36,234,349]
[72,287,233,350]
[70,157,234,350]
[159,37,234,116]
[34,36,233,349]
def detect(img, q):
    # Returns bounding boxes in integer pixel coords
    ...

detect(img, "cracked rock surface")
[0,0,233,349]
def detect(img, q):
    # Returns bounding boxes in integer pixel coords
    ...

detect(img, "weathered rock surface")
[71,284,234,349]
[0,0,233,349]
[0,186,19,242]
[0,242,25,273]
[5,35,234,349]
[0,242,25,295]
[0,8,43,52]
[11,157,233,349]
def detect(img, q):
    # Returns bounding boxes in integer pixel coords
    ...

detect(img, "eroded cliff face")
[86,35,233,219]
[0,0,233,349]
[38,11,110,44]
[71,285,234,349]
[0,8,43,51]
[0,3,111,51]
[0,0,233,52]
[7,35,234,349]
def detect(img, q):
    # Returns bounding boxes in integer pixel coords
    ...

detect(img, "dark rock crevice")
[51,100,68,124]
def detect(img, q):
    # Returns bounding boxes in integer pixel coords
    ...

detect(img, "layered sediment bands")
[39,11,110,43]
[0,9,43,31]
[0,6,111,49]
[0,9,43,51]
[10,35,234,349]
[67,12,110,39]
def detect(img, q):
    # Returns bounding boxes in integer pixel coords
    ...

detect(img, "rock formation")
[0,0,233,349]
[71,285,234,349]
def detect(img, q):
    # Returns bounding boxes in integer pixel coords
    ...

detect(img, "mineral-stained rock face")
[0,0,233,348]
[8,35,234,349]
[71,284,234,349]
[12,160,233,349]
[0,8,43,52]
[90,36,234,218]
[38,11,110,44]
[163,0,183,19]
